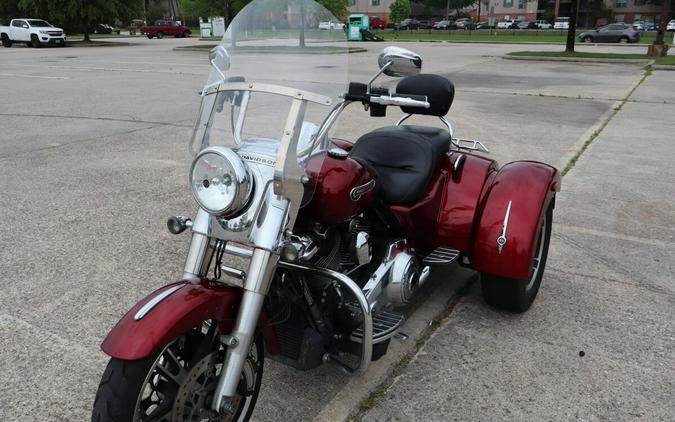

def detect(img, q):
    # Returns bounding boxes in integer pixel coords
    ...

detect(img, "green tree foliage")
[178,0,250,22]
[8,0,143,40]
[390,0,411,23]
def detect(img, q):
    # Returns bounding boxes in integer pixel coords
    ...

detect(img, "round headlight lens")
[190,148,252,216]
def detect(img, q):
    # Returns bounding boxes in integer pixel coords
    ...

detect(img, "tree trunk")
[654,0,671,45]
[565,0,579,53]
[299,0,306,48]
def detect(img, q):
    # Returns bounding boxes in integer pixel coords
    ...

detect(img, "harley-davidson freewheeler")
[91,1,560,420]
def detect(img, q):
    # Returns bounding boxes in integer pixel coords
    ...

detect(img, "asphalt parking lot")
[1,37,672,421]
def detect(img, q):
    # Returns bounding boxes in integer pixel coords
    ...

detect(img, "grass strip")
[378,29,672,45]
[508,50,650,60]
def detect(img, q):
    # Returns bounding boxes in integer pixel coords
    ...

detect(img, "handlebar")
[368,94,430,109]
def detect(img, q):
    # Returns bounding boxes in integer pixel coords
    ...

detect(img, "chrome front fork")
[212,248,278,412]
[183,199,289,414]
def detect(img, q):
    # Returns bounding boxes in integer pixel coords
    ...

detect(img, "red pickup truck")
[140,20,191,39]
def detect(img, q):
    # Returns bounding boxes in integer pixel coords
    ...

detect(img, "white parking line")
[0,73,70,80]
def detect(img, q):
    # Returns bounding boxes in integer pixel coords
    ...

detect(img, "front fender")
[470,161,561,280]
[101,278,243,360]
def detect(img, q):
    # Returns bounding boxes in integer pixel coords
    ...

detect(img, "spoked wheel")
[91,320,264,422]
[480,200,553,312]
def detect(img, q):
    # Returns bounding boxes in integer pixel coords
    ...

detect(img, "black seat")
[350,125,450,204]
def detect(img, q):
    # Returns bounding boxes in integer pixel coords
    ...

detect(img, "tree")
[317,0,348,18]
[14,0,143,41]
[390,0,411,23]
[179,0,250,24]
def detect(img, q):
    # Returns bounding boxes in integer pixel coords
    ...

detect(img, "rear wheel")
[1,34,11,47]
[31,34,41,48]
[183,31,190,38]
[91,320,264,422]
[156,31,164,39]
[582,36,593,43]
[147,34,153,39]
[480,201,553,312]
[619,36,629,43]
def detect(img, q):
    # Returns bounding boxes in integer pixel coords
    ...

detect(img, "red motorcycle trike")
[91,1,560,420]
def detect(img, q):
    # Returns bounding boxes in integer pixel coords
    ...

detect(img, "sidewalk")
[358,70,675,421]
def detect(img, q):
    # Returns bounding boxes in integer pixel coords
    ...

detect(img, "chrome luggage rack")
[451,137,490,154]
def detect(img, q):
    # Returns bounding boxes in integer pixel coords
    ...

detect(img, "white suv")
[667,20,675,32]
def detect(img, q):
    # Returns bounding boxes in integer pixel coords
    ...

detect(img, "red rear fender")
[470,161,560,280]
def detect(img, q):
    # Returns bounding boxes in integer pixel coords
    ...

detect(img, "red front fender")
[470,161,561,280]
[101,278,245,360]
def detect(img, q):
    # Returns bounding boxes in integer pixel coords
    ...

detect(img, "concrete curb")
[312,268,475,422]
[173,47,368,54]
[503,55,652,64]
[652,64,675,70]
[65,41,132,47]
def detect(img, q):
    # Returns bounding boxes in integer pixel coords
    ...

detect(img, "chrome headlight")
[190,147,252,217]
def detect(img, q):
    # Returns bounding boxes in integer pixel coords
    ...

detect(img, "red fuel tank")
[303,151,376,224]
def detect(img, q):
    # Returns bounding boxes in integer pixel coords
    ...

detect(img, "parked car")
[318,21,344,30]
[594,18,609,28]
[140,20,191,39]
[667,20,675,32]
[529,20,552,29]
[632,21,644,31]
[95,24,120,34]
[475,21,494,29]
[643,22,655,31]
[518,21,531,29]
[579,23,640,43]
[433,19,456,30]
[0,18,66,47]
[418,20,434,29]
[554,17,570,29]
[369,16,386,29]
[497,19,519,29]
[396,18,420,30]
[455,18,473,29]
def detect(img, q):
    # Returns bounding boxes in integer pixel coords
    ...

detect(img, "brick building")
[556,0,663,26]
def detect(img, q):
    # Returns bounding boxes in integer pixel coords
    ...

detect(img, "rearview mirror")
[377,46,422,77]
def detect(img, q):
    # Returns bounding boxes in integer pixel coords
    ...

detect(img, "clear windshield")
[190,0,349,160]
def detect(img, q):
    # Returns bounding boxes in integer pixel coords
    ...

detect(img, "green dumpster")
[348,14,370,41]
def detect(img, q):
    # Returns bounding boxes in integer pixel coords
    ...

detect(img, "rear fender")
[101,278,278,360]
[470,161,560,280]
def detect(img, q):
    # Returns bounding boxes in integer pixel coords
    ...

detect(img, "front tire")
[619,36,629,43]
[481,200,553,312]
[91,321,264,422]
[582,36,593,43]
[31,35,41,48]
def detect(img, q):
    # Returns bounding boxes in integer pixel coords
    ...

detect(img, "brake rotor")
[171,352,243,422]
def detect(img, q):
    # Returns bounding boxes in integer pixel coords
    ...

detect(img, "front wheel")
[582,36,593,43]
[31,35,41,48]
[91,320,264,422]
[480,200,553,312]
[619,36,629,43]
